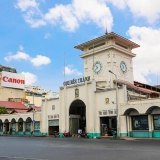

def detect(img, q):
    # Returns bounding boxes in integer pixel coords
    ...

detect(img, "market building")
[1,31,160,138]
[41,31,160,138]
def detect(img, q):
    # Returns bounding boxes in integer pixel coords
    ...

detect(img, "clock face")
[93,61,102,74]
[120,61,127,73]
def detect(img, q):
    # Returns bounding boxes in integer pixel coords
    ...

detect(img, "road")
[0,136,160,160]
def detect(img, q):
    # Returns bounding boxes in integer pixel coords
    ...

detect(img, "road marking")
[0,156,48,160]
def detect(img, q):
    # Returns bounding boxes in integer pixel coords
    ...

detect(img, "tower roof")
[74,32,140,51]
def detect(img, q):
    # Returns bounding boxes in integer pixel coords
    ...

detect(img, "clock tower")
[74,32,140,87]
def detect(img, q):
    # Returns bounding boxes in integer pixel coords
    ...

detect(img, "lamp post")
[32,91,35,135]
[108,70,119,138]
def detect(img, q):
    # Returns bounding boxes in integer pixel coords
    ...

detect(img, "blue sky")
[0,0,160,92]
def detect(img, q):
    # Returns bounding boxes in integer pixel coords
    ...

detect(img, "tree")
[0,106,8,114]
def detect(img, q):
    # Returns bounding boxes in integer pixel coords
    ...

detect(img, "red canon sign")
[2,76,25,84]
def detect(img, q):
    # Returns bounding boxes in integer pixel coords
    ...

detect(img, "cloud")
[4,49,51,67]
[19,45,24,51]
[106,0,160,24]
[15,0,39,11]
[127,26,160,84]
[65,65,82,76]
[15,0,113,32]
[44,33,51,39]
[30,55,51,67]
[4,51,30,62]
[15,0,46,28]
[21,72,37,85]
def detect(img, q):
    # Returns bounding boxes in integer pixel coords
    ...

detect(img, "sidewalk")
[98,136,160,141]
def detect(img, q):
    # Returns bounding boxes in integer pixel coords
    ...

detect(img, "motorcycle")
[63,131,72,137]
[78,131,88,138]
[53,131,59,137]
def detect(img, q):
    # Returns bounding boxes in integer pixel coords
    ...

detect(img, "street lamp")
[32,91,35,135]
[108,70,119,138]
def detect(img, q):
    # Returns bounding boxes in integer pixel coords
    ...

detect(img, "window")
[18,122,23,131]
[34,122,40,131]
[153,115,160,130]
[0,124,3,131]
[132,116,149,130]
[12,123,16,132]
[26,122,31,131]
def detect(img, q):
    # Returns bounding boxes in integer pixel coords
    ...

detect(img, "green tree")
[0,106,8,114]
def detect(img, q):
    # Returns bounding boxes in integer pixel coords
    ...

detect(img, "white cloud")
[44,33,51,39]
[15,0,39,11]
[15,0,46,28]
[21,72,37,85]
[65,65,82,76]
[126,0,160,24]
[30,55,51,67]
[19,45,24,51]
[4,49,51,67]
[105,0,160,24]
[16,0,113,32]
[127,26,160,83]
[4,51,30,62]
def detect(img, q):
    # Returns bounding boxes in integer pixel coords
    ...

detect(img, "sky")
[0,0,160,92]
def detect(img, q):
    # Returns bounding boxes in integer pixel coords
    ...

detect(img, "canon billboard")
[1,71,25,89]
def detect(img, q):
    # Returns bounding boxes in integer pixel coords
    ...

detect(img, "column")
[3,123,5,134]
[85,81,88,134]
[148,115,153,138]
[23,122,26,134]
[127,116,131,137]
[16,122,18,134]
[59,87,66,138]
[119,116,127,137]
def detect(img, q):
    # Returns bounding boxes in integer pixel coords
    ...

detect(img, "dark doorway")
[18,118,24,131]
[69,100,86,135]
[4,119,9,134]
[100,116,116,136]
[49,126,59,135]
[48,120,59,135]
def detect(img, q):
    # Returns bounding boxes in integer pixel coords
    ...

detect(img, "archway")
[0,119,3,132]
[69,99,86,135]
[123,108,139,115]
[11,118,16,132]
[4,119,9,134]
[26,117,32,132]
[18,118,24,132]
[146,106,160,114]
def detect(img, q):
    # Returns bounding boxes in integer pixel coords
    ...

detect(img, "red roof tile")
[0,101,27,110]
[10,109,28,114]
[114,80,160,95]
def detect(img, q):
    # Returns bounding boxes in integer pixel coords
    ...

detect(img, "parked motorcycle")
[53,131,59,137]
[78,131,88,138]
[63,131,71,137]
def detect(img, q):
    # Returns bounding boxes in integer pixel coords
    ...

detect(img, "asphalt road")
[0,136,160,160]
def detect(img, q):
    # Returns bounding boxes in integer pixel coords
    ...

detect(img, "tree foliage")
[0,106,8,114]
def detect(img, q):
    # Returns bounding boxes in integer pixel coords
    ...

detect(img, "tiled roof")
[27,106,41,112]
[10,109,28,114]
[114,80,160,95]
[0,101,27,110]
[34,106,41,111]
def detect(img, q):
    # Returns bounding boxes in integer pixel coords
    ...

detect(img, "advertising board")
[1,71,25,89]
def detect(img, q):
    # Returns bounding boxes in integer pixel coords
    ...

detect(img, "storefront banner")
[1,71,25,89]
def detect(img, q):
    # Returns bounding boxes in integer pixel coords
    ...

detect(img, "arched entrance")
[0,119,3,132]
[69,100,86,135]
[11,118,16,133]
[4,119,9,134]
[26,117,32,132]
[18,118,24,132]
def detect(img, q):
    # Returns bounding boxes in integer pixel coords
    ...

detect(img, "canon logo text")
[2,76,25,84]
